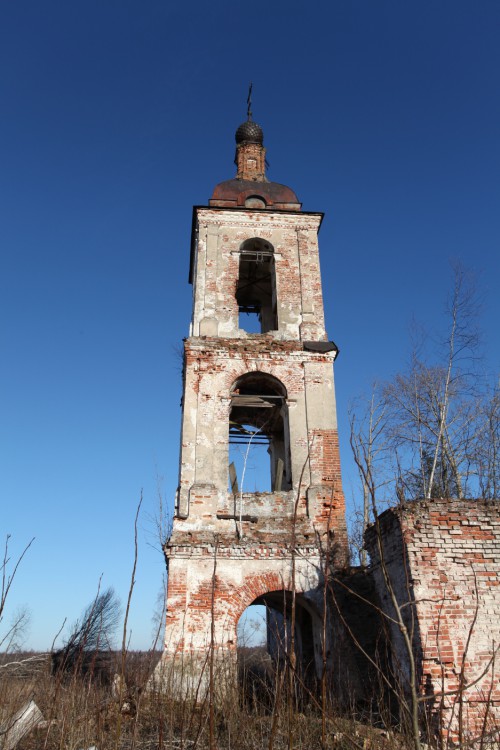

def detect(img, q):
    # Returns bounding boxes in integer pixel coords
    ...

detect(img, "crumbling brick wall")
[365,499,500,744]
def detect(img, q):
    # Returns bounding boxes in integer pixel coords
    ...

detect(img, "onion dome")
[235,119,264,145]
[206,93,302,212]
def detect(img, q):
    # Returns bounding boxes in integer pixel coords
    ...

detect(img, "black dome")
[235,119,264,145]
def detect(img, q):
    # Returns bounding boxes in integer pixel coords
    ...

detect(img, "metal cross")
[247,82,253,120]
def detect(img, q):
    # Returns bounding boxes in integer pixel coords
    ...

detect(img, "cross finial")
[247,82,253,121]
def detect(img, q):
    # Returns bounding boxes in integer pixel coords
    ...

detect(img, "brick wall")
[192,209,327,341]
[365,499,500,745]
[174,335,347,553]
[163,540,328,655]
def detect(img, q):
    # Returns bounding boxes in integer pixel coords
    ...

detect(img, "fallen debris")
[1,700,43,750]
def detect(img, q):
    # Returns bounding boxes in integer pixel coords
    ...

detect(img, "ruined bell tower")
[158,105,348,682]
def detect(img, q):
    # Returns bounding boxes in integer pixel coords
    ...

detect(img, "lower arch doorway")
[236,590,321,706]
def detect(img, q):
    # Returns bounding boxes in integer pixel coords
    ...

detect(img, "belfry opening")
[229,372,291,494]
[236,238,277,333]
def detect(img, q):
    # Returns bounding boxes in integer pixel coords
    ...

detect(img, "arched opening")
[228,373,292,494]
[236,238,277,333]
[237,591,321,706]
[258,591,318,684]
[237,602,273,710]
[237,603,267,648]
[244,195,267,209]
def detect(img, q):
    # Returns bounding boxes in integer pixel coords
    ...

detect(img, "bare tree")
[349,388,391,563]
[475,383,500,500]
[0,535,34,653]
[351,264,497,508]
[0,606,31,653]
[51,586,121,680]
[383,264,485,501]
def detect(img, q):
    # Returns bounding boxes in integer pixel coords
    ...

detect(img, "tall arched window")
[236,238,277,333]
[228,372,291,493]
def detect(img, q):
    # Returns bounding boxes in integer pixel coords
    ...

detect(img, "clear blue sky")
[1,0,499,651]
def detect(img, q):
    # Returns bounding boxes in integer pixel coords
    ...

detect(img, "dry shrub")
[5,646,499,749]
[0,648,421,750]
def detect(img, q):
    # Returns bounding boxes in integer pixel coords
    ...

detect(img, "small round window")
[245,195,266,209]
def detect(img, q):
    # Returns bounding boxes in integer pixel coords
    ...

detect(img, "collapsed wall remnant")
[155,108,348,690]
[365,499,500,744]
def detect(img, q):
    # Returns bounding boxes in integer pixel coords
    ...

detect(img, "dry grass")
[0,649,422,750]
[3,647,499,749]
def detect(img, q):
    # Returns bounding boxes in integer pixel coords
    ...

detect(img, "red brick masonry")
[365,499,500,745]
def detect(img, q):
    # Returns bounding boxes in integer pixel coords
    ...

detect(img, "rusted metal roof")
[209,178,301,209]
[303,341,339,356]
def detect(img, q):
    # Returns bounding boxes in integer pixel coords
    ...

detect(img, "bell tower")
[158,105,348,685]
